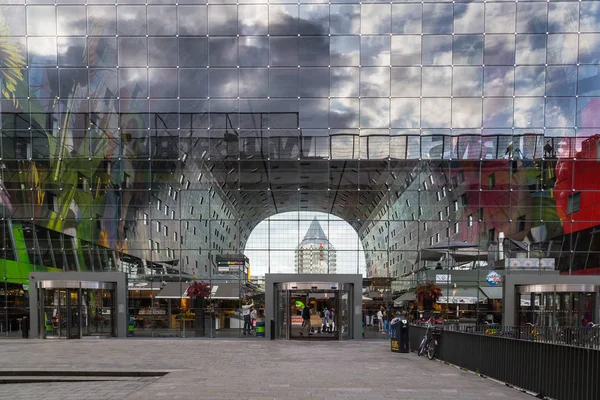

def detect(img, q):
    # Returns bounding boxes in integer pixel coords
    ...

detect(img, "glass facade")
[1,0,600,337]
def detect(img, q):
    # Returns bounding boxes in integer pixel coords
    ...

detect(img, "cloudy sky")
[244,211,366,278]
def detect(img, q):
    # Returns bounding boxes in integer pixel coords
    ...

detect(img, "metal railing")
[408,324,600,400]
[443,323,600,349]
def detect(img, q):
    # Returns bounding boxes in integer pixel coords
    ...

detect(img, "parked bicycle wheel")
[418,337,426,356]
[427,340,436,360]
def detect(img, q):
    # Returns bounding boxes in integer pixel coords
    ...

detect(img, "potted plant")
[414,282,443,311]
[186,281,211,337]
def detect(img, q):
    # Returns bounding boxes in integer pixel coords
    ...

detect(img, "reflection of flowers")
[186,281,211,299]
[414,282,443,302]
[0,19,26,106]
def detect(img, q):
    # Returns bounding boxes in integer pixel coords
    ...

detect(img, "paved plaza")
[0,339,533,400]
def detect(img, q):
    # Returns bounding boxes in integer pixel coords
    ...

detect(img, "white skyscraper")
[295,217,337,274]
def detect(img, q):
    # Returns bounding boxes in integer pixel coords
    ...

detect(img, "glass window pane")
[239,68,268,98]
[515,66,546,96]
[27,6,56,36]
[452,98,482,129]
[299,37,329,66]
[147,6,176,36]
[422,66,451,97]
[117,6,146,36]
[330,67,358,97]
[579,34,600,64]
[208,5,237,36]
[269,5,298,36]
[422,35,451,65]
[149,69,177,98]
[484,66,514,97]
[361,36,390,66]
[330,36,360,66]
[547,34,578,65]
[209,37,238,67]
[484,35,515,65]
[88,37,117,67]
[581,3,600,33]
[578,65,600,96]
[421,98,450,128]
[391,98,420,128]
[514,98,544,128]
[515,34,547,65]
[58,37,88,67]
[209,69,238,98]
[330,98,359,128]
[485,3,516,34]
[453,35,483,65]
[453,66,483,97]
[546,66,577,96]
[391,67,421,97]
[483,98,513,128]
[119,67,148,99]
[516,3,547,34]
[238,37,268,67]
[361,4,391,35]
[454,3,484,34]
[148,38,177,67]
[118,37,147,67]
[178,38,208,67]
[360,98,389,128]
[548,3,578,33]
[87,6,117,36]
[578,98,600,128]
[391,4,422,34]
[270,37,298,67]
[422,3,452,34]
[360,67,390,97]
[269,68,298,98]
[545,98,576,128]
[330,5,360,35]
[178,5,208,36]
[239,5,268,35]
[391,36,421,66]
[299,68,329,98]
[57,6,86,36]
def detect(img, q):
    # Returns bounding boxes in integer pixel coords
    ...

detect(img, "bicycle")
[417,319,442,360]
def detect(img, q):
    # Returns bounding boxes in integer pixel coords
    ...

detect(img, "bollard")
[270,318,275,340]
[22,317,29,339]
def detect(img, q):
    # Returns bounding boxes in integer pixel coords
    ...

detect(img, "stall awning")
[154,282,247,300]
[437,288,486,304]
[394,292,416,305]
[155,282,190,299]
[211,283,244,300]
[480,286,503,300]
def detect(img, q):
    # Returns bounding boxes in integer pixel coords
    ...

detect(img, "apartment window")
[436,233,440,243]
[403,236,406,245]
[445,205,450,216]
[453,200,459,212]
[156,199,162,211]
[478,207,484,221]
[423,222,427,231]
[179,174,185,184]
[185,221,190,229]
[517,215,526,232]
[567,192,581,214]
[164,205,169,216]
[46,192,58,212]
[409,232,413,240]
[156,221,161,233]
[429,236,434,246]
[406,199,410,207]
[193,226,197,235]
[171,210,175,220]
[148,239,152,250]
[190,206,194,215]
[185,180,191,190]
[438,211,443,221]
[488,228,496,243]
[488,173,496,188]
[429,175,434,184]
[423,181,428,191]
[436,191,441,201]
[163,225,168,236]
[166,247,171,258]
[468,214,473,227]
[155,241,160,253]
[411,213,416,221]
[442,186,447,197]
[173,191,178,201]
[454,222,459,234]
[419,206,423,216]
[168,186,174,198]
[174,232,178,242]
[143,213,149,225]
[446,227,450,237]
[198,173,203,182]
[461,193,468,206]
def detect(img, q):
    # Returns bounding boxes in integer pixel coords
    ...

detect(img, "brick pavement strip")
[0,339,534,400]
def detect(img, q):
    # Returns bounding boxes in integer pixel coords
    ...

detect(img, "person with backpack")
[299,304,312,336]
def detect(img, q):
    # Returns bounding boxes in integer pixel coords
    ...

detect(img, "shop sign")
[486,270,502,286]
[436,274,451,284]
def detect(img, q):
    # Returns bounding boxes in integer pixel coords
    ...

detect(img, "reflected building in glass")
[1,0,600,336]
[295,217,337,274]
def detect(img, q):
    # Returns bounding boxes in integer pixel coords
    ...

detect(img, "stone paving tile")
[0,339,533,400]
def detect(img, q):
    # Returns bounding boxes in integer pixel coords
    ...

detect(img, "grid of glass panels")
[1,1,600,337]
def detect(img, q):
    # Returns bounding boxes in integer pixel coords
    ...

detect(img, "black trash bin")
[390,318,401,352]
[22,317,29,339]
[398,319,409,353]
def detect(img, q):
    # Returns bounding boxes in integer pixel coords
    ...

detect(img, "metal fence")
[444,324,600,350]
[409,324,600,400]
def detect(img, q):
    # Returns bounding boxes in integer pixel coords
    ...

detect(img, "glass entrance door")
[40,284,116,339]
[288,289,340,340]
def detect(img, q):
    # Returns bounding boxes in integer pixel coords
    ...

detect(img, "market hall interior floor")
[0,339,533,400]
